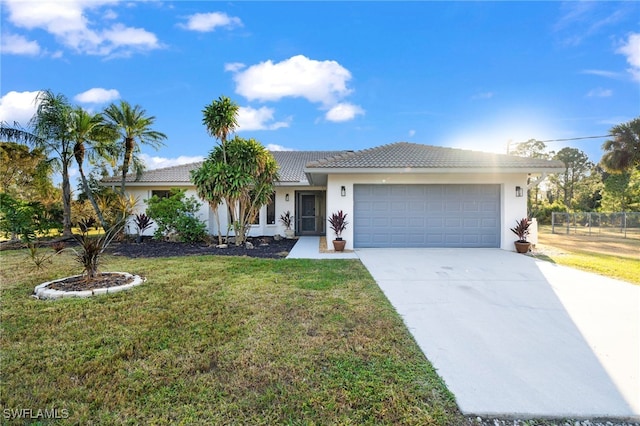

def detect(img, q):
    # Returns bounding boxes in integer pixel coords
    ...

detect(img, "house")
[102,142,565,251]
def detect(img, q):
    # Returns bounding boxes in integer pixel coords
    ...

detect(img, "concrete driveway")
[356,248,640,420]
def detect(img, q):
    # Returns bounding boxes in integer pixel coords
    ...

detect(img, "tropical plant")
[145,189,207,243]
[328,210,349,240]
[191,136,278,246]
[601,117,640,173]
[102,100,167,194]
[0,193,53,242]
[69,106,118,230]
[510,217,531,243]
[73,218,125,281]
[133,213,154,238]
[279,210,294,230]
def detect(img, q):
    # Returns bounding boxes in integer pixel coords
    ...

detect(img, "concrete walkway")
[286,236,359,259]
[357,248,640,420]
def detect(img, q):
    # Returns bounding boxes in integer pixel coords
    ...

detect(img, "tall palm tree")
[69,107,118,229]
[202,95,239,163]
[29,90,75,237]
[601,117,640,173]
[102,100,167,194]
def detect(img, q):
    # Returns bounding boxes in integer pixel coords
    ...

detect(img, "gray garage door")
[354,184,500,248]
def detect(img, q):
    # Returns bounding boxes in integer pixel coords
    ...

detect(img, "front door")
[296,191,325,235]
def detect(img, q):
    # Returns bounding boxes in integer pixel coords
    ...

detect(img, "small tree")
[145,189,206,243]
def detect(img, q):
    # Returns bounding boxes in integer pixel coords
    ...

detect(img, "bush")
[530,201,567,225]
[0,192,59,241]
[145,189,207,243]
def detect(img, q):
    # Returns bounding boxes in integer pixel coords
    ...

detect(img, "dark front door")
[296,191,325,235]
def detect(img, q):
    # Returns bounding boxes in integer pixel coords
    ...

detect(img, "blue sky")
[1,1,639,174]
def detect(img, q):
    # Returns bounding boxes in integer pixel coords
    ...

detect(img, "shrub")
[0,193,57,241]
[145,189,207,243]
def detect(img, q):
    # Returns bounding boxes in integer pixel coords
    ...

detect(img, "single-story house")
[102,142,565,251]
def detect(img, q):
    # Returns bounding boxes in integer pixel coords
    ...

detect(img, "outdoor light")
[515,186,523,197]
[341,186,346,197]
[285,193,289,201]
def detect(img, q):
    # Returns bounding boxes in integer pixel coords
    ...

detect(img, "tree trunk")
[61,161,73,237]
[120,137,134,195]
[78,163,109,230]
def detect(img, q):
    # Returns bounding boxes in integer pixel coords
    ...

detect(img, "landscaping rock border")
[33,272,145,300]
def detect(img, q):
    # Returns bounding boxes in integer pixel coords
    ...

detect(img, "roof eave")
[303,166,565,175]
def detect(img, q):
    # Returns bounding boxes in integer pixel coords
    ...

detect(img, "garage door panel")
[354,184,500,248]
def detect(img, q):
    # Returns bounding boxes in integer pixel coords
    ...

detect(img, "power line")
[515,135,609,144]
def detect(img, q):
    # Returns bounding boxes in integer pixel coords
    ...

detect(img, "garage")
[353,184,501,248]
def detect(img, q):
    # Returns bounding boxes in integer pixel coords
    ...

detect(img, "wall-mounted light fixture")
[341,186,346,197]
[515,186,523,197]
[285,193,290,201]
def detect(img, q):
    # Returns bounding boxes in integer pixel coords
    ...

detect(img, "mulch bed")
[47,273,135,291]
[106,236,298,259]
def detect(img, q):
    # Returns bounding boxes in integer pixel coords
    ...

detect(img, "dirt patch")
[47,272,135,291]
[537,230,640,259]
[106,236,298,259]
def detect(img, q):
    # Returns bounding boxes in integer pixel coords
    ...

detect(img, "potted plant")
[328,210,348,252]
[279,210,295,239]
[510,217,531,253]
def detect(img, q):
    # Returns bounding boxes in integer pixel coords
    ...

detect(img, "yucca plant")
[73,218,125,281]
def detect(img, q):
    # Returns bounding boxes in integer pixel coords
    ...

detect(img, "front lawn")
[0,250,463,425]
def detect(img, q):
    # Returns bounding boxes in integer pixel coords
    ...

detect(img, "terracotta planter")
[332,239,346,252]
[514,241,531,253]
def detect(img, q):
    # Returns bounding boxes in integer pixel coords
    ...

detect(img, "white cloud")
[408,130,416,138]
[224,62,245,72]
[139,154,204,170]
[0,90,42,125]
[0,33,41,55]
[616,32,640,81]
[585,87,612,98]
[74,88,120,104]
[325,103,364,122]
[2,0,161,57]
[266,144,293,151]
[581,69,622,79]
[237,106,291,131]
[230,55,353,106]
[471,91,494,100]
[180,12,242,32]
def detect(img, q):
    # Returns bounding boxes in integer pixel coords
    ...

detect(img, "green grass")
[0,250,464,425]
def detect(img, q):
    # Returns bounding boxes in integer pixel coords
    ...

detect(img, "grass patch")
[0,250,463,425]
[536,226,640,285]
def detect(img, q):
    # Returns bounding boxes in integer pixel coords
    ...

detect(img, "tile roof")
[305,142,566,170]
[102,151,346,184]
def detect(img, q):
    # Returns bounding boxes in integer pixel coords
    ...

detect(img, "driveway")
[356,248,640,420]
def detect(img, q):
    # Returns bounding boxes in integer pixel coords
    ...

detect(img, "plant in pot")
[133,213,154,243]
[328,210,348,252]
[510,217,531,253]
[279,210,295,239]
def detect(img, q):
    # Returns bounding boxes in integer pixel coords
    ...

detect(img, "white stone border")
[34,272,145,300]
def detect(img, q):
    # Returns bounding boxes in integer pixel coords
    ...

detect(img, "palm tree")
[601,117,640,173]
[29,90,75,237]
[102,100,166,194]
[202,95,239,163]
[69,107,118,229]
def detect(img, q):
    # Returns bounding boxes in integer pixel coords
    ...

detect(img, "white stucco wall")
[325,172,529,251]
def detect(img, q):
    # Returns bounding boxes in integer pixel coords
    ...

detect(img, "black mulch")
[105,236,298,259]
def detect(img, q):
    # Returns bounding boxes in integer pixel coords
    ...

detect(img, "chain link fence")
[551,212,640,239]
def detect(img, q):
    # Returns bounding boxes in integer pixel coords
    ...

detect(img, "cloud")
[325,103,364,122]
[230,55,353,106]
[266,144,293,151]
[0,90,41,125]
[74,88,120,104]
[0,33,41,55]
[2,0,161,57]
[585,87,612,98]
[224,62,245,72]
[237,106,291,131]
[139,154,204,170]
[471,91,494,100]
[581,69,623,79]
[408,130,416,138]
[616,32,640,81]
[179,12,242,32]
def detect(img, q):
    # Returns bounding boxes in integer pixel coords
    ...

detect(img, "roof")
[305,142,566,170]
[102,150,346,185]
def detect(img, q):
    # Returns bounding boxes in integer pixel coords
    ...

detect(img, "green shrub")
[530,201,567,225]
[0,192,59,241]
[145,189,207,243]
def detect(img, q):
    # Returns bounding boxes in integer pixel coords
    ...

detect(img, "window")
[266,192,276,225]
[151,190,171,199]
